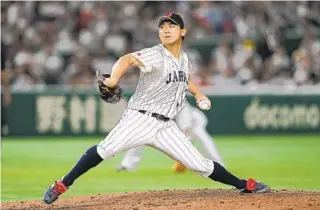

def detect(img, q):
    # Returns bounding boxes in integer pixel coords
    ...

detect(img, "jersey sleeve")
[131,46,163,73]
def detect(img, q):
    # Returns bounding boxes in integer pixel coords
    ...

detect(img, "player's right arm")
[103,54,142,88]
[104,47,162,88]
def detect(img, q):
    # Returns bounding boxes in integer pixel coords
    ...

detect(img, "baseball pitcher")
[43,12,269,205]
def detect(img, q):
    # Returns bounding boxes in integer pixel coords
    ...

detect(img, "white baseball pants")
[97,109,214,177]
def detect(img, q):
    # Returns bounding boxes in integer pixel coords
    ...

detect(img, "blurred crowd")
[1,1,320,91]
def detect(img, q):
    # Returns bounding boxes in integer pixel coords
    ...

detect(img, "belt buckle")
[154,114,160,120]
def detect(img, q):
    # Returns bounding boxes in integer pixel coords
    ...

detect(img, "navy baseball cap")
[158,12,185,29]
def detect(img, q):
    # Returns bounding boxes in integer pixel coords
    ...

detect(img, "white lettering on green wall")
[244,98,320,130]
[36,96,66,133]
[36,95,128,134]
[69,96,97,133]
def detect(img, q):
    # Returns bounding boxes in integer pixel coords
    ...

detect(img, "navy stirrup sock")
[62,145,103,187]
[209,161,246,189]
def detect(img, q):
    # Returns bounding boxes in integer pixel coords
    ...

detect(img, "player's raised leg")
[191,127,225,167]
[43,110,159,204]
[117,146,144,171]
[153,121,269,193]
[171,130,191,172]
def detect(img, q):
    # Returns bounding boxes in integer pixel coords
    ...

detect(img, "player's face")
[159,22,186,45]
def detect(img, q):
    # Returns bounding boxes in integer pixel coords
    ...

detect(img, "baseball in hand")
[198,100,211,110]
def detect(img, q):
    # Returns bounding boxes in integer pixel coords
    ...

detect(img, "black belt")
[138,110,170,122]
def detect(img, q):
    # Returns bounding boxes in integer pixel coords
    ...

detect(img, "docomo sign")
[244,98,320,130]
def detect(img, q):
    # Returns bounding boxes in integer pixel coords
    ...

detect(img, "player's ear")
[181,29,187,37]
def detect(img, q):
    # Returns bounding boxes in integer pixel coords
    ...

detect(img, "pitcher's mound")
[3,189,320,210]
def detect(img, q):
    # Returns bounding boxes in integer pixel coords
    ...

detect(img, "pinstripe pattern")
[119,101,225,171]
[152,120,214,177]
[127,44,190,119]
[170,122,213,172]
[97,109,160,159]
[98,109,214,177]
[191,127,224,166]
[176,102,224,166]
[98,110,140,149]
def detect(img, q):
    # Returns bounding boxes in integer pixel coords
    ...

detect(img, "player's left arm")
[188,76,211,110]
[185,53,210,109]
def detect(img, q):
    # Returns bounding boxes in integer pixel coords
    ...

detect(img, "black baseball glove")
[96,71,123,104]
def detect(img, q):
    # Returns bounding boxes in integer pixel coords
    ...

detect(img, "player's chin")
[162,40,173,45]
[161,38,177,45]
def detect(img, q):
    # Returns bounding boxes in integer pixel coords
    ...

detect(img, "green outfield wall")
[5,89,320,136]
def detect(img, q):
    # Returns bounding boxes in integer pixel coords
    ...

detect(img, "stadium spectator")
[1,1,319,90]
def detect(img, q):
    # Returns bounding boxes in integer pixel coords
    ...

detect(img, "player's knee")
[97,141,116,160]
[188,159,214,178]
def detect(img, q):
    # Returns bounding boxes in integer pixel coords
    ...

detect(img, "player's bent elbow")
[128,54,144,67]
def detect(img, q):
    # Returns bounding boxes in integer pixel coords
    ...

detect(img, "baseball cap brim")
[158,16,179,27]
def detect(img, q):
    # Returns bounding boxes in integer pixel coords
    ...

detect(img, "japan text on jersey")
[127,44,192,119]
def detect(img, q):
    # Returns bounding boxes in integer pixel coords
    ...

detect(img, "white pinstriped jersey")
[127,44,192,119]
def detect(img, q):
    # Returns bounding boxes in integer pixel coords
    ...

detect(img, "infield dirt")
[2,189,320,210]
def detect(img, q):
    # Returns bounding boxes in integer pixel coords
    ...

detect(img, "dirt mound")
[2,189,320,210]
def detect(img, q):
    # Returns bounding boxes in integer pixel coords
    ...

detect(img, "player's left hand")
[195,94,211,110]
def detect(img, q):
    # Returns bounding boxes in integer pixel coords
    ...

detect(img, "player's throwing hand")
[195,94,211,110]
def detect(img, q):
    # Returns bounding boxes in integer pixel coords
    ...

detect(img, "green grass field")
[2,135,320,202]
